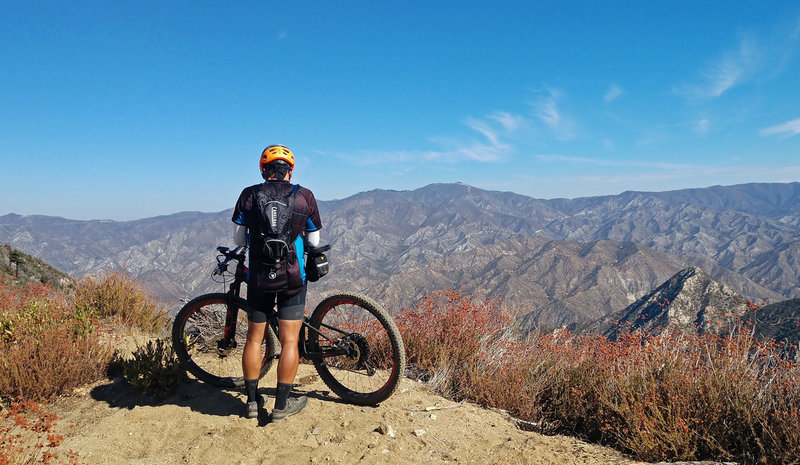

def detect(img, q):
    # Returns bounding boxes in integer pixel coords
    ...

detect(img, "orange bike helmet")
[260,144,295,171]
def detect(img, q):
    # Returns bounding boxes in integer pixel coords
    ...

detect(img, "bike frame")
[214,247,355,362]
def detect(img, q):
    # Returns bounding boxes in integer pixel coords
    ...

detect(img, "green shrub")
[116,338,184,400]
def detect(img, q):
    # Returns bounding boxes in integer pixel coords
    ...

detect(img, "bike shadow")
[90,376,353,423]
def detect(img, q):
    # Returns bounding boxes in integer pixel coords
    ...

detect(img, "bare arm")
[233,224,248,247]
[306,230,320,247]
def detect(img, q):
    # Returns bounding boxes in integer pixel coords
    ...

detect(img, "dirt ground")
[49,368,650,465]
[37,331,653,465]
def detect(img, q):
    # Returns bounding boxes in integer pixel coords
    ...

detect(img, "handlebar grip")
[308,244,331,255]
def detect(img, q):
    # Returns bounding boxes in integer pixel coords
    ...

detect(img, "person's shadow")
[90,374,346,426]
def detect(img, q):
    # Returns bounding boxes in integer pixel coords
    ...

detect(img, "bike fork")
[218,300,240,352]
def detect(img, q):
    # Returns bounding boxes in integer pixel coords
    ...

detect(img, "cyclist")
[231,144,323,422]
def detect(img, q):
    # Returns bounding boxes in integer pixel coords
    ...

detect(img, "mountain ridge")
[2,182,798,330]
[589,267,752,338]
[0,243,74,290]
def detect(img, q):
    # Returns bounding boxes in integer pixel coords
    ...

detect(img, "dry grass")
[0,279,112,402]
[72,271,168,333]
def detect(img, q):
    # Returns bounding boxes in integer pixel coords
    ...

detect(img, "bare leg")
[242,321,267,380]
[277,319,303,384]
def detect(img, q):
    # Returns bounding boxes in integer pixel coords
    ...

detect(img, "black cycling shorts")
[246,287,306,323]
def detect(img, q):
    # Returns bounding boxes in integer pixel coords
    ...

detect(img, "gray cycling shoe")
[245,394,267,419]
[271,396,308,422]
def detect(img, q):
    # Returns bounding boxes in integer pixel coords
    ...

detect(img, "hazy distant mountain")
[344,236,781,331]
[0,211,231,302]
[1,182,797,328]
[543,188,800,299]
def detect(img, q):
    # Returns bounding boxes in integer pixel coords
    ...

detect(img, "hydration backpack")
[253,184,300,270]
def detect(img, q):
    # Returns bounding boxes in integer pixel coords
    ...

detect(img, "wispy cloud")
[566,164,800,188]
[534,154,800,182]
[604,84,623,102]
[335,114,516,166]
[704,38,758,97]
[760,118,800,138]
[693,118,710,135]
[489,111,524,132]
[462,110,527,145]
[333,88,581,167]
[676,35,762,99]
[444,141,512,162]
[463,117,501,145]
[335,143,512,167]
[535,154,694,170]
[677,16,800,100]
[529,88,576,140]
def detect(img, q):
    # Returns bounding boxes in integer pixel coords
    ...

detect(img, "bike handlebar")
[212,243,329,276]
[214,246,246,275]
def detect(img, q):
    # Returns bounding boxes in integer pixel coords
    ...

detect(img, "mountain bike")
[171,246,406,405]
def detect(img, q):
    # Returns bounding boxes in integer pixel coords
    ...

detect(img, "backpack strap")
[251,183,299,229]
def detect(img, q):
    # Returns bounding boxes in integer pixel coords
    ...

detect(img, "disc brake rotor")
[344,333,371,370]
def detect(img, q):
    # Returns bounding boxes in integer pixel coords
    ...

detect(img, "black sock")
[274,382,292,410]
[245,378,259,403]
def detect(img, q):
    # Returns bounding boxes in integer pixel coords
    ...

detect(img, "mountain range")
[2,182,799,333]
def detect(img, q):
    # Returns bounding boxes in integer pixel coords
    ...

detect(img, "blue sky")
[2,1,799,220]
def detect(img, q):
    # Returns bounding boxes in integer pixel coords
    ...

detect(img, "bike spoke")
[182,301,247,378]
[173,295,276,388]
[309,293,405,404]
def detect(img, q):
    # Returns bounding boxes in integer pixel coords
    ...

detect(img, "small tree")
[9,250,24,278]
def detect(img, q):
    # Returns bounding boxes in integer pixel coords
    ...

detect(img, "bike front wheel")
[172,293,277,389]
[307,293,406,405]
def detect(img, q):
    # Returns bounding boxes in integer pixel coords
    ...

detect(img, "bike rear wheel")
[307,293,406,405]
[172,293,277,389]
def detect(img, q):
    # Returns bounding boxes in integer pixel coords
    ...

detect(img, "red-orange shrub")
[395,290,511,396]
[396,290,800,464]
[0,397,83,465]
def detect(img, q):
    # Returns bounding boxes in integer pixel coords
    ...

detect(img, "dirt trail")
[47,359,648,465]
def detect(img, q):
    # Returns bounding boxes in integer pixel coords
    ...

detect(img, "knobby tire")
[308,292,406,405]
[171,293,277,389]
